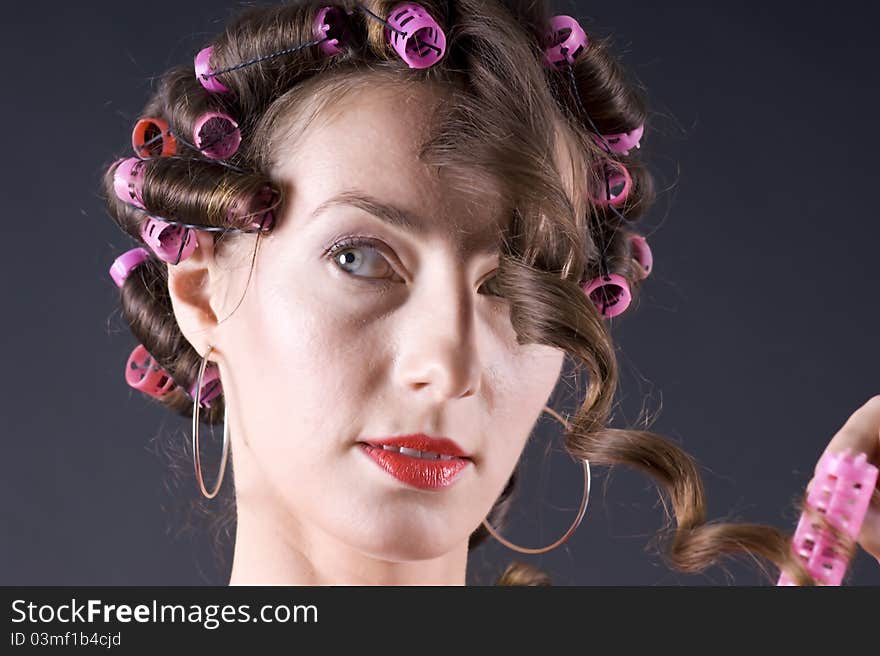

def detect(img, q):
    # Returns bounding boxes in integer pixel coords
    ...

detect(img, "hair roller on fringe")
[110,156,280,234]
[226,185,280,232]
[582,272,632,319]
[629,233,653,279]
[192,111,241,160]
[189,362,223,409]
[125,343,179,399]
[132,117,177,158]
[314,5,354,55]
[109,247,151,288]
[140,218,199,265]
[381,2,447,69]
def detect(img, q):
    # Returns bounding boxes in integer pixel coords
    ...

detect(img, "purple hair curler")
[314,5,353,56]
[582,273,632,319]
[109,247,151,288]
[595,124,645,156]
[778,448,879,586]
[384,2,446,69]
[125,344,178,399]
[543,15,589,69]
[112,157,148,210]
[189,361,223,409]
[226,185,278,231]
[193,111,241,160]
[106,157,126,177]
[591,161,632,208]
[195,46,231,94]
[140,217,198,265]
[629,234,653,279]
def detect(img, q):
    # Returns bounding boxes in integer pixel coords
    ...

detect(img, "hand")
[807,395,880,563]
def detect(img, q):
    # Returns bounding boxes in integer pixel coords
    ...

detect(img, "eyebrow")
[311,190,428,235]
[309,189,501,256]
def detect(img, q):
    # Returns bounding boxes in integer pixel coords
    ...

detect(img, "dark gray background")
[2,0,877,585]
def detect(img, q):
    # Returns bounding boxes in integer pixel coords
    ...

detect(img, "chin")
[350,518,462,563]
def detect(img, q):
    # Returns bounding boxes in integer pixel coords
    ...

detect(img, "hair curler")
[778,447,878,586]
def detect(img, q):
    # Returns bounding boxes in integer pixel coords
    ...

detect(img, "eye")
[325,236,401,282]
[478,272,504,298]
[325,235,506,298]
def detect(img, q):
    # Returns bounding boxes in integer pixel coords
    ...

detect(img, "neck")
[227,494,469,586]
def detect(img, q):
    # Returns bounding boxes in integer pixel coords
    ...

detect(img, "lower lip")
[358,443,471,490]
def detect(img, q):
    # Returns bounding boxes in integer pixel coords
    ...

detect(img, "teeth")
[377,445,455,460]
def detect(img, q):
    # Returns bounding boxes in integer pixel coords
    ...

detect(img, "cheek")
[472,345,566,493]
[226,257,390,462]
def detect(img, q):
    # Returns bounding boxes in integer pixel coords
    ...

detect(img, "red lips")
[361,434,471,459]
[358,434,473,490]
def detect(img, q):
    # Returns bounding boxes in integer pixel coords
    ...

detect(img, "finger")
[816,395,880,474]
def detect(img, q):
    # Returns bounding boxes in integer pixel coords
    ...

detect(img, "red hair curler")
[125,344,178,399]
[132,117,177,158]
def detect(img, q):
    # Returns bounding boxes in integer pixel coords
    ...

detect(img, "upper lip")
[360,434,472,460]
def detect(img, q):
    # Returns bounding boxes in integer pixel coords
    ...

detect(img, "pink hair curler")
[629,234,653,279]
[109,247,151,288]
[314,5,353,56]
[591,161,632,208]
[543,15,589,69]
[106,157,126,177]
[582,273,632,319]
[384,2,446,69]
[189,361,223,408]
[594,123,645,156]
[778,447,879,586]
[192,111,241,160]
[194,46,231,94]
[226,185,278,231]
[112,157,148,210]
[125,344,178,399]
[140,217,198,265]
[132,117,177,158]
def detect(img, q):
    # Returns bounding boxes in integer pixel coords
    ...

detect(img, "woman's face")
[188,78,565,564]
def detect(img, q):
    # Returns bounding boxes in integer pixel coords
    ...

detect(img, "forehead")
[269,78,506,256]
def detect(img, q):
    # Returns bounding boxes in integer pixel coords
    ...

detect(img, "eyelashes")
[325,236,403,283]
[324,235,503,298]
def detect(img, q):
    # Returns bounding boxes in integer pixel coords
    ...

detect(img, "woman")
[103,0,879,585]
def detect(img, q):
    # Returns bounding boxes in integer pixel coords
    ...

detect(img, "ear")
[166,229,221,357]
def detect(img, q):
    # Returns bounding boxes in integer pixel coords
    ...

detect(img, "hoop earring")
[192,345,230,499]
[481,405,591,555]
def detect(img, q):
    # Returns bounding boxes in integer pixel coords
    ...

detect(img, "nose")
[395,268,483,402]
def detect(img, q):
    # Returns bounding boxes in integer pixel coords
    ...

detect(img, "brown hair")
[102,0,828,586]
